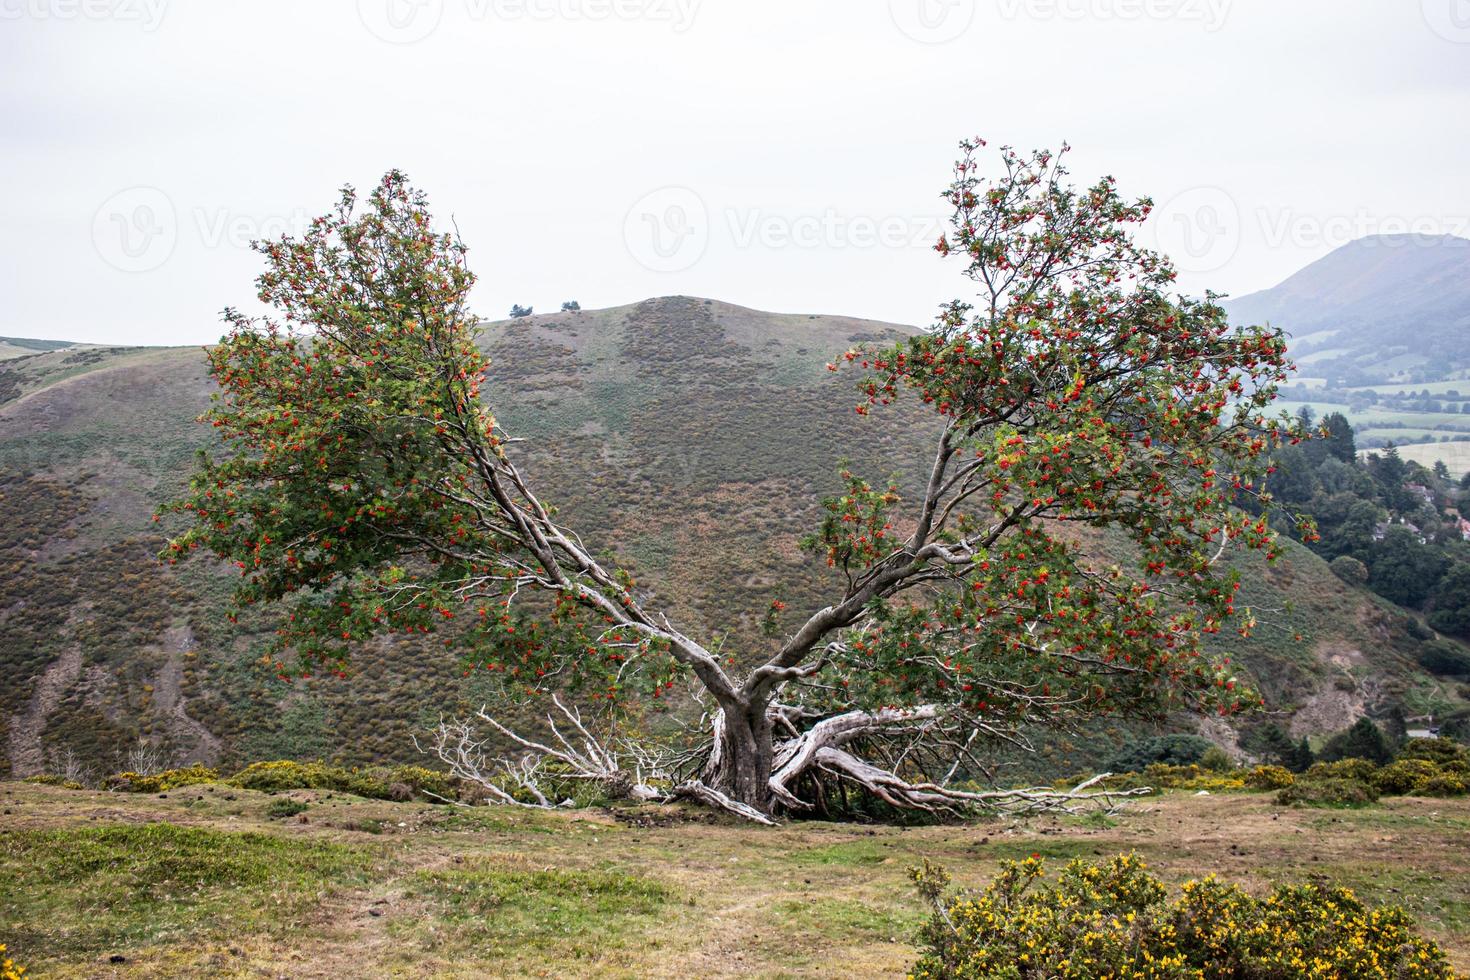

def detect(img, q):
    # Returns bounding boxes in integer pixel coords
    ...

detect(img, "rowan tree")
[166,142,1311,819]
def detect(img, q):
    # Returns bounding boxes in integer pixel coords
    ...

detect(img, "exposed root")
[424,701,1146,824]
[671,781,778,825]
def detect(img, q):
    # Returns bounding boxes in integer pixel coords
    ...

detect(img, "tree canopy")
[166,142,1311,817]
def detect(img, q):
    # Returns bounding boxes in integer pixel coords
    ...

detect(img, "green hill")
[1,297,1464,780]
[1226,235,1470,387]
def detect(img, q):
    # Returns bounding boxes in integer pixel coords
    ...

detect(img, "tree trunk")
[702,700,775,814]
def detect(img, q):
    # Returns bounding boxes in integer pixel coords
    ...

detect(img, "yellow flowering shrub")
[1305,758,1379,783]
[103,764,219,793]
[1,943,25,980]
[1373,759,1446,795]
[1242,764,1295,790]
[225,760,462,802]
[909,854,1463,980]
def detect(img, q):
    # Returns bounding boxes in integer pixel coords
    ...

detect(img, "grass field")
[3,783,1469,978]
[1346,380,1470,397]
[1362,440,1470,479]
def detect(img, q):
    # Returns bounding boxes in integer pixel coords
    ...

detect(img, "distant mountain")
[1226,235,1470,386]
[1,298,1462,780]
[0,337,77,361]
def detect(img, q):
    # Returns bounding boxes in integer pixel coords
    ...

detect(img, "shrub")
[1330,554,1369,586]
[1198,745,1235,773]
[1276,778,1379,807]
[1399,737,1470,772]
[909,853,1460,979]
[1243,764,1295,790]
[1373,759,1443,795]
[22,774,83,790]
[1305,757,1379,783]
[103,764,219,793]
[227,760,386,797]
[1418,774,1469,798]
[1,942,25,980]
[224,760,462,802]
[265,798,310,819]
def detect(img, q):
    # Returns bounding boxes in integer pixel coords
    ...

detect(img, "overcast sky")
[3,0,1468,346]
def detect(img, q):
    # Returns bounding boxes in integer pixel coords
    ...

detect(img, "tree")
[1418,639,1470,678]
[509,304,533,318]
[1429,564,1470,638]
[1320,411,1356,464]
[1239,721,1313,771]
[1369,526,1447,608]
[1318,717,1394,765]
[1105,733,1214,773]
[560,300,581,312]
[165,144,1309,819]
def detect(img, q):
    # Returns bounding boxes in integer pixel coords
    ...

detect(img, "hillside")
[1226,236,1470,466]
[1,297,1465,781]
[0,337,76,361]
[1226,234,1470,384]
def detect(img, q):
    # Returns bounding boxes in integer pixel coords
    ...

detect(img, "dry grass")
[3,782,1469,978]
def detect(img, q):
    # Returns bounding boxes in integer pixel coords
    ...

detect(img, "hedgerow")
[910,853,1462,979]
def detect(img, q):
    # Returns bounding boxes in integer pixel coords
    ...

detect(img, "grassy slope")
[0,297,1465,781]
[2,782,1469,977]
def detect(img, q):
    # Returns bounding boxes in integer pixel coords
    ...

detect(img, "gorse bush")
[225,760,464,802]
[909,854,1462,979]
[80,759,465,803]
[1,943,25,980]
[1305,758,1379,783]
[22,774,82,790]
[103,764,219,793]
[1399,737,1470,772]
[1242,764,1295,790]
[1276,777,1379,808]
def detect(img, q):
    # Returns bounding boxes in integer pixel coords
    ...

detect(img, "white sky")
[3,0,1469,346]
